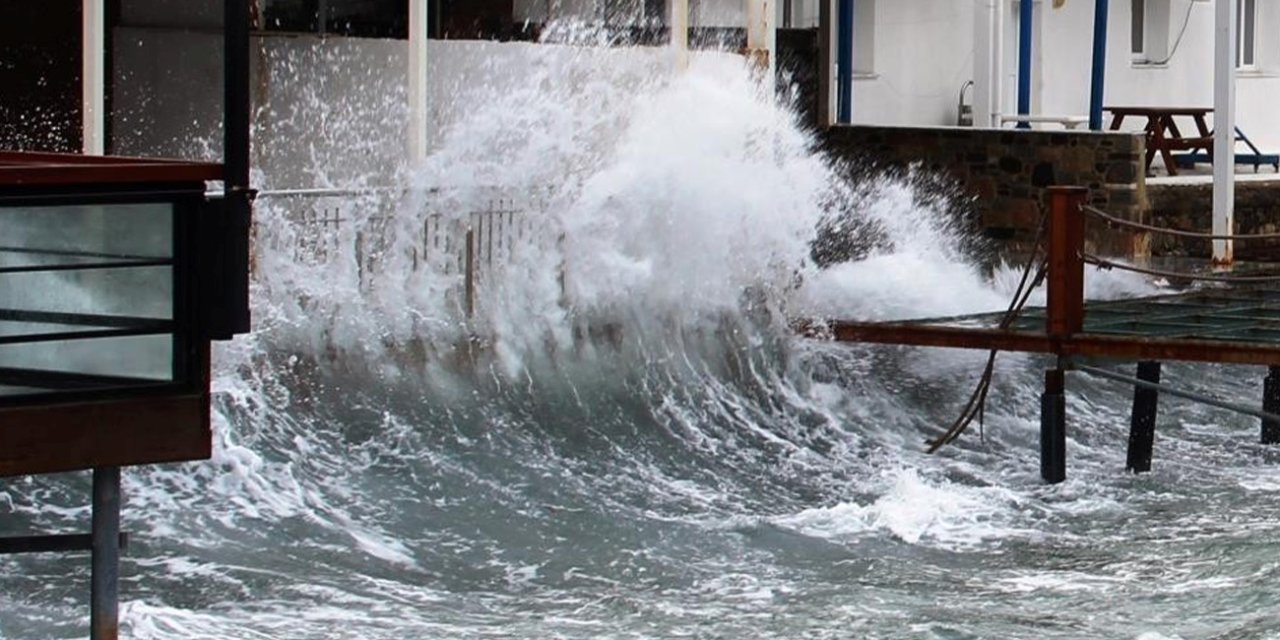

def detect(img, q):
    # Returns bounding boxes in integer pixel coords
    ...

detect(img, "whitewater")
[5,38,1280,640]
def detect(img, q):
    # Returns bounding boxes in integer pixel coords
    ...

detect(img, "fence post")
[464,228,476,319]
[1046,186,1087,338]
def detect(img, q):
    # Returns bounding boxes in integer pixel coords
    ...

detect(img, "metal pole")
[409,0,430,163]
[1126,360,1161,473]
[215,0,253,339]
[1263,366,1280,444]
[1016,0,1032,127]
[745,0,775,88]
[90,467,120,640]
[82,0,105,154]
[836,0,852,123]
[1041,367,1067,484]
[1212,0,1237,265]
[1088,0,1109,130]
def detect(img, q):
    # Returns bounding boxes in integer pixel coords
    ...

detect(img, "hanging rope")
[1082,204,1280,241]
[927,217,1048,453]
[1083,254,1280,283]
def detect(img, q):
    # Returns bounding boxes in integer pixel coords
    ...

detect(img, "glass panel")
[0,202,178,399]
[1243,0,1256,66]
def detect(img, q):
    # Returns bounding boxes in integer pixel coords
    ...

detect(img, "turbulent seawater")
[6,41,1280,640]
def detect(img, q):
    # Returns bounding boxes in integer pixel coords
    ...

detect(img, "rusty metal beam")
[813,320,1280,366]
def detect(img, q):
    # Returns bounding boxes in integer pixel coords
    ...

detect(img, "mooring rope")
[1083,254,1280,283]
[1081,204,1280,241]
[927,217,1048,453]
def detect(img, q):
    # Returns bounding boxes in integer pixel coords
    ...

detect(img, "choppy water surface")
[4,39,1280,640]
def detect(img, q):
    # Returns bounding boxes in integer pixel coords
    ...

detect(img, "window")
[261,0,408,38]
[1131,0,1145,56]
[1237,0,1256,68]
[1131,0,1170,64]
[853,0,875,75]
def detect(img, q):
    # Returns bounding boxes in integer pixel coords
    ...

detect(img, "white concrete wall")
[851,0,975,126]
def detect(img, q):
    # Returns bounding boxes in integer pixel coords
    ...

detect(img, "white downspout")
[1213,0,1236,265]
[82,0,105,154]
[408,0,429,164]
[671,0,690,70]
[745,0,776,88]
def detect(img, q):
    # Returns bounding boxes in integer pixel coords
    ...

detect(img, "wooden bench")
[1000,114,1090,130]
[1174,126,1280,173]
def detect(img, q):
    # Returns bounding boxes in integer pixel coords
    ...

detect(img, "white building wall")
[851,0,975,126]
[1038,0,1280,151]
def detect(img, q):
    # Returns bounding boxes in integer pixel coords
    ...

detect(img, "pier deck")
[808,186,1280,483]
[821,285,1280,367]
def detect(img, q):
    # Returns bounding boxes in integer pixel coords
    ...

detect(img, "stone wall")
[820,125,1148,255]
[1148,181,1280,261]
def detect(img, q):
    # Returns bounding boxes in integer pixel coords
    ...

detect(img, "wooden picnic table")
[1106,106,1214,176]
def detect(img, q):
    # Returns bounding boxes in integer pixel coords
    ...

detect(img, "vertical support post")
[1041,366,1067,484]
[745,0,775,88]
[1016,0,1032,127]
[82,0,106,154]
[670,0,689,70]
[1046,186,1087,338]
[973,0,994,129]
[1088,0,1109,131]
[409,0,430,163]
[90,467,120,640]
[213,0,253,339]
[464,228,476,319]
[1126,360,1161,473]
[836,0,853,123]
[1212,0,1236,265]
[817,0,833,126]
[782,0,792,28]
[1262,366,1280,444]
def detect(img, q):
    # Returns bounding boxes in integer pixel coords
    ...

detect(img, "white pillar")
[408,0,429,163]
[745,0,775,87]
[671,0,689,70]
[82,0,105,154]
[973,0,995,127]
[1213,0,1236,265]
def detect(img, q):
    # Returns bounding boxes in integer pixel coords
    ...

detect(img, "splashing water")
[5,34,1279,640]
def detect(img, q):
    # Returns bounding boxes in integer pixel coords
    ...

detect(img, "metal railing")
[252,187,542,318]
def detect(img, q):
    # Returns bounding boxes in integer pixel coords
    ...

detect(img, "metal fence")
[253,187,541,317]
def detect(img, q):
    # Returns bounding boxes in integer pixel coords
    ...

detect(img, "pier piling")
[1126,361,1161,473]
[1040,367,1067,484]
[1263,366,1280,444]
[90,467,121,640]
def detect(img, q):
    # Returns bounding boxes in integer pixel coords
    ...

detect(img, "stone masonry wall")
[1148,181,1280,261]
[820,125,1148,256]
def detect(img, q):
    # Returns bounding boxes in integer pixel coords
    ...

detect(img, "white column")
[1213,0,1236,265]
[973,0,995,127]
[745,0,775,86]
[82,0,105,154]
[671,0,689,70]
[408,0,429,163]
[992,0,1006,126]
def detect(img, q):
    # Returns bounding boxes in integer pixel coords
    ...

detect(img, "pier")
[806,186,1280,483]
